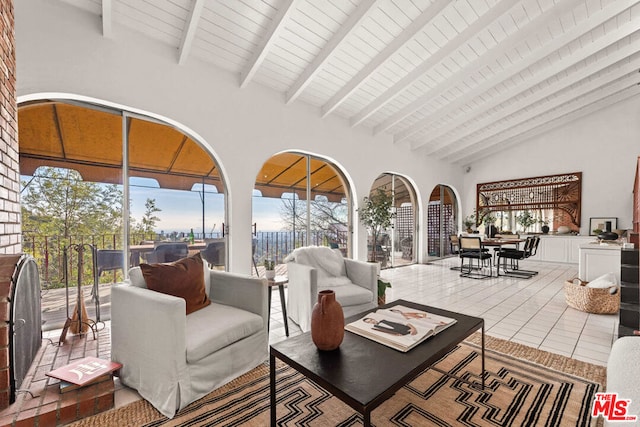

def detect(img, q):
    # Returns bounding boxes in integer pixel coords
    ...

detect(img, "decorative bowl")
[557,226,571,234]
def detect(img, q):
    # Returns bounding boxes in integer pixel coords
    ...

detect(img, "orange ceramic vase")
[311,290,344,351]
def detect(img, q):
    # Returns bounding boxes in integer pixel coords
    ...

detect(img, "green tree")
[21,167,123,287]
[21,167,122,238]
[141,198,161,233]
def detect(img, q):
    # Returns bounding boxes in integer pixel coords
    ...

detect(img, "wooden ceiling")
[57,0,640,164]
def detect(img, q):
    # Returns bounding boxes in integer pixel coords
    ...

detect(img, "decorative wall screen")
[476,172,582,226]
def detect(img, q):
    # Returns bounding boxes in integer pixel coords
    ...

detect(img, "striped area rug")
[70,336,606,426]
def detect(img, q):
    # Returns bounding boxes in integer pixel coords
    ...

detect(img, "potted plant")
[377,278,391,306]
[358,187,395,264]
[263,259,275,280]
[463,212,476,233]
[516,210,537,233]
[539,218,550,234]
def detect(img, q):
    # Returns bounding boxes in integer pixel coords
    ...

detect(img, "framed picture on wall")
[589,217,617,236]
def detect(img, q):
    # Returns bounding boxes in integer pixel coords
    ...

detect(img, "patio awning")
[18,101,222,191]
[254,152,347,203]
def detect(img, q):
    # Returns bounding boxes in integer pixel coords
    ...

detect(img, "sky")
[127,179,288,234]
[22,174,289,235]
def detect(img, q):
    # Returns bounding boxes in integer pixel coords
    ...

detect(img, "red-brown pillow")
[140,252,211,315]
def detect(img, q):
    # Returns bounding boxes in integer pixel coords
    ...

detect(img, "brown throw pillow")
[140,252,211,315]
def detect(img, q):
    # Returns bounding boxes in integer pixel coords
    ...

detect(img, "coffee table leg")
[270,353,276,426]
[268,286,272,331]
[481,324,485,390]
[278,284,289,337]
[363,410,371,426]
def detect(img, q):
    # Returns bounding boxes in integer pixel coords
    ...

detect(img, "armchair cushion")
[185,302,264,363]
[285,246,346,278]
[140,253,211,314]
[320,282,372,306]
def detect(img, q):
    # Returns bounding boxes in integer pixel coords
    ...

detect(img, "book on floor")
[344,304,457,352]
[46,356,122,387]
[58,373,114,393]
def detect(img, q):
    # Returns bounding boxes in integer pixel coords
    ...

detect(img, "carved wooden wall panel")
[476,172,582,226]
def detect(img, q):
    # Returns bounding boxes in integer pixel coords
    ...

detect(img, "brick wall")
[0,0,19,411]
[0,0,19,256]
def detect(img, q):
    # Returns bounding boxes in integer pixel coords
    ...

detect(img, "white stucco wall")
[14,0,463,272]
[462,94,640,235]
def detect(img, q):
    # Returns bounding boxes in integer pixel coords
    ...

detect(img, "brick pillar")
[0,0,18,411]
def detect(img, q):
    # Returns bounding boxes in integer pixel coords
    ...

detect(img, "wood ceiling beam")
[178,0,205,66]
[435,60,640,159]
[349,0,521,128]
[423,40,640,153]
[448,78,640,165]
[101,0,112,38]
[285,0,378,105]
[399,0,638,146]
[240,0,298,89]
[320,0,450,118]
[380,0,583,136]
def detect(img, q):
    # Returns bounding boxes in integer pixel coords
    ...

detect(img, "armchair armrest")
[286,262,318,332]
[110,283,187,417]
[209,270,269,324]
[344,258,377,294]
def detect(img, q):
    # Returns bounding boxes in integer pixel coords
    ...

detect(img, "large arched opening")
[426,184,459,262]
[367,173,419,269]
[18,96,227,329]
[251,152,352,275]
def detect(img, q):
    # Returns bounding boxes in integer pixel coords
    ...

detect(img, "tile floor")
[113,257,619,409]
[268,258,618,366]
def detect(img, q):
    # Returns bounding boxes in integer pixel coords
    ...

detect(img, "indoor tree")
[358,187,395,263]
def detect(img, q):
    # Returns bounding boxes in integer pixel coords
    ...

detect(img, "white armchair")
[285,246,377,332]
[111,263,268,418]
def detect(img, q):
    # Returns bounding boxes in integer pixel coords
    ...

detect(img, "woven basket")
[564,278,620,314]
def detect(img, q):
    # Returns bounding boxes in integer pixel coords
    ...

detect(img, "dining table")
[129,241,207,266]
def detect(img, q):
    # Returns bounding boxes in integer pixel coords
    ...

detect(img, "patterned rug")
[70,335,606,426]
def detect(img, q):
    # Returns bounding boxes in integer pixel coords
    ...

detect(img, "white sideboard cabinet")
[578,243,622,282]
[523,235,594,263]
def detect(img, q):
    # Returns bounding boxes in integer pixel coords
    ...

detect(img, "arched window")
[252,152,351,274]
[426,184,459,261]
[19,99,226,329]
[368,174,418,268]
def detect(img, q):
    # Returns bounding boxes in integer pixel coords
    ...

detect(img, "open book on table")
[344,305,457,352]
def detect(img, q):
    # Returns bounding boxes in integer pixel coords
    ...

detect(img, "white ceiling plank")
[436,64,640,159]
[239,0,298,89]
[426,40,640,151]
[398,0,639,146]
[349,0,522,128]
[102,0,112,38]
[451,85,640,164]
[320,0,451,118]
[178,0,206,65]
[382,0,585,137]
[444,77,640,163]
[285,0,378,105]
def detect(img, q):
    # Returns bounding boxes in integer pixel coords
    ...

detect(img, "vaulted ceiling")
[60,0,640,164]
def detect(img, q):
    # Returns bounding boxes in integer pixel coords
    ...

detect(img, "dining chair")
[449,235,460,255]
[200,239,225,268]
[143,243,189,264]
[459,236,493,279]
[496,236,538,278]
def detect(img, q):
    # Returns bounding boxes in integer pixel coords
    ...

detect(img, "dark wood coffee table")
[269,300,484,426]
